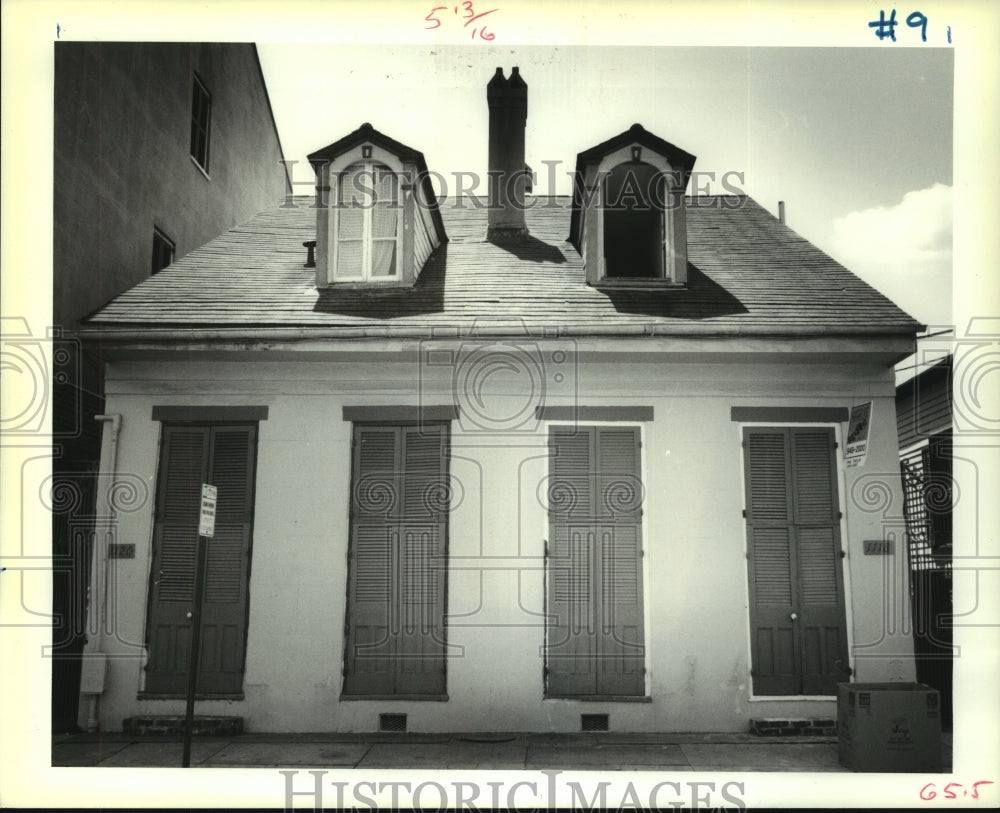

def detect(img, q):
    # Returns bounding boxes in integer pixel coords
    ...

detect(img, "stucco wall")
[86,349,916,733]
[54,43,287,328]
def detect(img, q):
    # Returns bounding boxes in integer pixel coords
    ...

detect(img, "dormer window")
[604,161,665,279]
[308,123,447,289]
[569,124,696,289]
[335,162,399,281]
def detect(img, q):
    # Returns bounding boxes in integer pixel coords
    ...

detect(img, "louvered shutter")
[547,428,598,695]
[790,428,849,694]
[595,428,645,695]
[743,429,799,696]
[146,427,210,693]
[344,427,399,695]
[547,426,645,697]
[743,426,848,696]
[198,426,257,693]
[396,426,447,694]
[344,424,448,696]
[145,424,257,695]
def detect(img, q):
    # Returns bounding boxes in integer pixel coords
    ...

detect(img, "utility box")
[838,682,942,772]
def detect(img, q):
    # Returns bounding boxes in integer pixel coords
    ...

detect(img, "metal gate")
[900,434,953,730]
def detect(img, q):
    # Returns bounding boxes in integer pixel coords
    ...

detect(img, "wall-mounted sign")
[863,539,894,555]
[198,484,217,538]
[845,401,872,468]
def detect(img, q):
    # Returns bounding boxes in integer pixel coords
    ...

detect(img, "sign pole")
[182,483,217,768]
[181,532,208,767]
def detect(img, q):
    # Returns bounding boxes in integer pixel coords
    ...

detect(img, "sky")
[258,44,954,327]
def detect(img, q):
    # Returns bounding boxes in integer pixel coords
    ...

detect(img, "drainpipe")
[80,413,121,732]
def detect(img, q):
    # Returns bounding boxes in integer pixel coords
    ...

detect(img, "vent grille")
[379,713,407,733]
[581,713,609,732]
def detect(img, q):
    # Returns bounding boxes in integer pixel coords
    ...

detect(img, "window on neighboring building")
[144,423,258,696]
[334,162,399,282]
[342,422,449,697]
[603,162,665,279]
[545,425,646,698]
[151,228,175,274]
[742,426,849,696]
[190,74,211,173]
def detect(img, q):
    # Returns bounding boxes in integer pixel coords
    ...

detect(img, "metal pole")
[182,533,208,767]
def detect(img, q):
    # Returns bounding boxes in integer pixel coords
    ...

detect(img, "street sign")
[198,484,217,537]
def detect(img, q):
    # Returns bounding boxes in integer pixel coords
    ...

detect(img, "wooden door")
[547,426,645,697]
[743,427,849,696]
[343,424,448,696]
[145,424,257,695]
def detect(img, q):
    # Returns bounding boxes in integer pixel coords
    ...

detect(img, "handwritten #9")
[425,3,498,41]
[869,9,928,42]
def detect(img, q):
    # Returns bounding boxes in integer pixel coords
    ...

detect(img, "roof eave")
[79,323,922,344]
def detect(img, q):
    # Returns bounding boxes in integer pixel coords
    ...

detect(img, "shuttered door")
[145,424,257,695]
[343,424,448,696]
[743,427,848,696]
[547,426,645,697]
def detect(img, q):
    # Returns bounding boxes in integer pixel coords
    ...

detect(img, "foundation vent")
[379,713,408,732]
[581,713,609,732]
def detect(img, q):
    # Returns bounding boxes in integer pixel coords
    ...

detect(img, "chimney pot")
[778,201,786,224]
[487,67,507,94]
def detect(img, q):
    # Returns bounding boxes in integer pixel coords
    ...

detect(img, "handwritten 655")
[919,781,994,801]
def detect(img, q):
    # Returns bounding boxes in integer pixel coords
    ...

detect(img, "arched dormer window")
[307,123,448,288]
[569,124,696,289]
[335,161,399,281]
[603,161,665,279]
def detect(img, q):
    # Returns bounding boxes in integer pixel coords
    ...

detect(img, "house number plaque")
[863,540,893,555]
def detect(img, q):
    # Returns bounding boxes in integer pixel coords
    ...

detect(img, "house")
[896,356,953,729]
[51,42,288,732]
[77,67,924,735]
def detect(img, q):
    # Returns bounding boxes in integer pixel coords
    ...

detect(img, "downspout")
[80,413,121,732]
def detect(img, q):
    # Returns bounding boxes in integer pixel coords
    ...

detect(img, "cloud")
[829,184,952,325]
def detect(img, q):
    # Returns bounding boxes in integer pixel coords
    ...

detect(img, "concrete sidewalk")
[51,731,954,772]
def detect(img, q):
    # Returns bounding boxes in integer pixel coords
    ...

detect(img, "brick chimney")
[487,67,528,241]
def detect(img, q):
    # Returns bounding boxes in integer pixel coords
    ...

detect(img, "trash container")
[837,682,942,772]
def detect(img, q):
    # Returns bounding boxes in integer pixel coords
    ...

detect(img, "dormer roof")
[307,121,419,164]
[307,122,447,246]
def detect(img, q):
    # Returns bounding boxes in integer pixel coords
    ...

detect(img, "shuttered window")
[743,426,849,696]
[343,423,449,697]
[145,424,257,696]
[546,426,645,697]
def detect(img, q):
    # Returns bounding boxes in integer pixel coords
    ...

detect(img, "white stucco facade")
[83,336,917,733]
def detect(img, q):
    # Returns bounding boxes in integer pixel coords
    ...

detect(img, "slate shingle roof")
[83,195,922,337]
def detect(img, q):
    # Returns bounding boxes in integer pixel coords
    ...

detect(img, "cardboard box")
[838,682,942,772]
